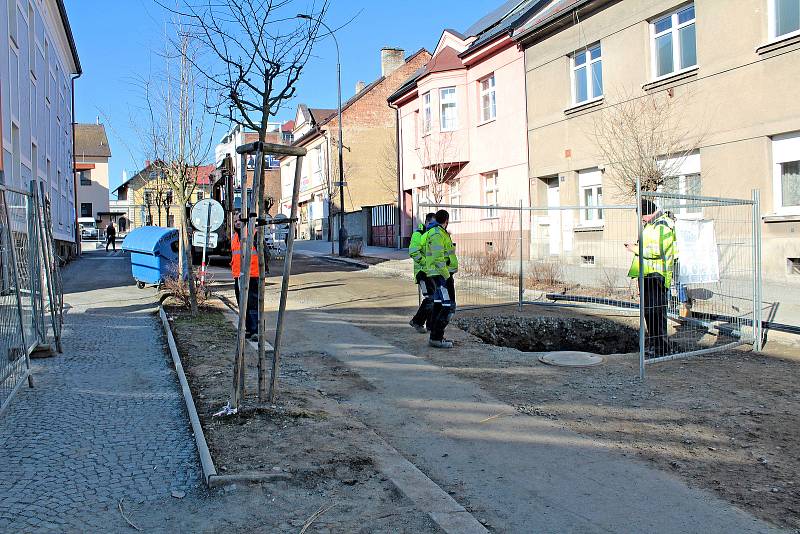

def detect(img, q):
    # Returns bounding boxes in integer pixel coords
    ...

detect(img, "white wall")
[2,0,79,243]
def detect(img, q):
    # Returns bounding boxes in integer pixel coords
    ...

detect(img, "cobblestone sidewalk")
[0,252,200,531]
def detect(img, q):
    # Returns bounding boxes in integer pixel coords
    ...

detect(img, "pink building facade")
[389,2,539,247]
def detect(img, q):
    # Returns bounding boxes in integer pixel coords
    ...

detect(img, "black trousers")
[234,276,259,335]
[643,273,669,355]
[411,271,435,329]
[106,236,116,251]
[430,275,456,342]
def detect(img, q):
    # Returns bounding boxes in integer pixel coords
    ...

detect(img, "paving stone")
[0,259,201,531]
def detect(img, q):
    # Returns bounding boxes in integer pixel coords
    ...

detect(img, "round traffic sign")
[190,199,225,232]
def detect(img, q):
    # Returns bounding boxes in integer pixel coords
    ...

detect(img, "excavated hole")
[454,315,639,355]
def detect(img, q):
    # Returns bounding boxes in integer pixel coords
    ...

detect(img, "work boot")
[409,320,426,334]
[429,338,454,349]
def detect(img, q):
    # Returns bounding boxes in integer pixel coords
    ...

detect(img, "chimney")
[355,80,366,94]
[381,47,405,77]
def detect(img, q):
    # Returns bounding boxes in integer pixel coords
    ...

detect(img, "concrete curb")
[160,306,284,489]
[159,307,217,485]
[214,305,487,532]
[360,427,489,534]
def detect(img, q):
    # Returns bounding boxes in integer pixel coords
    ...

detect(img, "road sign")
[190,199,225,232]
[192,232,218,249]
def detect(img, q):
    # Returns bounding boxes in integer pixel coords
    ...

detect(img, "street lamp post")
[298,14,345,256]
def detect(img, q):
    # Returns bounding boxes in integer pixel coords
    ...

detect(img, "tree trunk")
[178,204,199,316]
[256,142,268,402]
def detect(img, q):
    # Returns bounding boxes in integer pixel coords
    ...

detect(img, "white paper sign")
[192,232,219,249]
[676,218,719,284]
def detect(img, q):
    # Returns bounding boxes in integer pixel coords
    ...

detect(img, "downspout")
[71,72,82,258]
[391,103,402,249]
[324,128,334,254]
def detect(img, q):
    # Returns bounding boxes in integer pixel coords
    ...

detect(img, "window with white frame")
[315,146,324,175]
[571,43,603,104]
[651,4,697,79]
[449,179,461,221]
[578,168,603,225]
[483,171,499,218]
[659,151,702,215]
[771,0,800,40]
[480,74,496,122]
[8,0,18,45]
[422,93,432,133]
[440,87,457,131]
[772,132,800,214]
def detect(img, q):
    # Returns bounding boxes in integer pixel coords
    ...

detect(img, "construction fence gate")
[0,182,64,415]
[419,188,762,378]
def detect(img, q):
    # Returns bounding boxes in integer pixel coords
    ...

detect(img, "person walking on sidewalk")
[105,223,116,252]
[423,210,458,349]
[626,199,676,357]
[230,215,260,340]
[409,213,437,333]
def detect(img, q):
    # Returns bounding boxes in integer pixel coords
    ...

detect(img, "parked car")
[78,217,98,240]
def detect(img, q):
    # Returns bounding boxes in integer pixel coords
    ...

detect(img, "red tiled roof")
[282,121,295,132]
[309,108,337,123]
[193,164,216,186]
[425,46,464,75]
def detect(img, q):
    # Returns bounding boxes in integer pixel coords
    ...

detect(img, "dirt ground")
[166,304,440,533]
[253,256,800,531]
[448,307,800,530]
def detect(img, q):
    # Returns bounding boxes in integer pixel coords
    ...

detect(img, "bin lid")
[122,226,179,254]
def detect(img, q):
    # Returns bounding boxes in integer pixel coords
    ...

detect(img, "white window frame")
[772,132,800,215]
[578,168,604,226]
[479,74,496,123]
[658,152,702,217]
[422,92,432,134]
[483,171,499,219]
[769,0,800,41]
[650,4,697,80]
[439,87,457,132]
[449,179,461,222]
[570,43,603,105]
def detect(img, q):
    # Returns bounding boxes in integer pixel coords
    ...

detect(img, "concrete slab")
[283,310,784,533]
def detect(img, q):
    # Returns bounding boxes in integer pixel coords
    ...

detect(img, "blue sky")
[64,0,502,192]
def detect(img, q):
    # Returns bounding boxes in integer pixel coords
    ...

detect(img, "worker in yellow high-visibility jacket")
[422,209,458,349]
[408,213,436,333]
[626,199,676,357]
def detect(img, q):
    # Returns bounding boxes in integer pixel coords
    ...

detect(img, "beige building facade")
[74,123,112,224]
[280,48,432,241]
[514,0,800,282]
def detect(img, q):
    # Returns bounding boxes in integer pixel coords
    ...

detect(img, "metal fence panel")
[639,190,758,370]
[419,190,761,378]
[0,188,33,414]
[0,183,65,414]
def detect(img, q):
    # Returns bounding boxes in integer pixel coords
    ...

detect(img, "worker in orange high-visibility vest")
[230,213,260,340]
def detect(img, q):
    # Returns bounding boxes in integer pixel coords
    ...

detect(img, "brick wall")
[324,49,431,214]
[242,131,283,213]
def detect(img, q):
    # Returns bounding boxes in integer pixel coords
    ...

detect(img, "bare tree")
[416,131,457,203]
[592,90,703,197]
[136,29,213,317]
[376,130,399,204]
[167,0,330,407]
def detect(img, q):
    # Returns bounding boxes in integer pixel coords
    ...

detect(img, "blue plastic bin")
[122,227,183,288]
